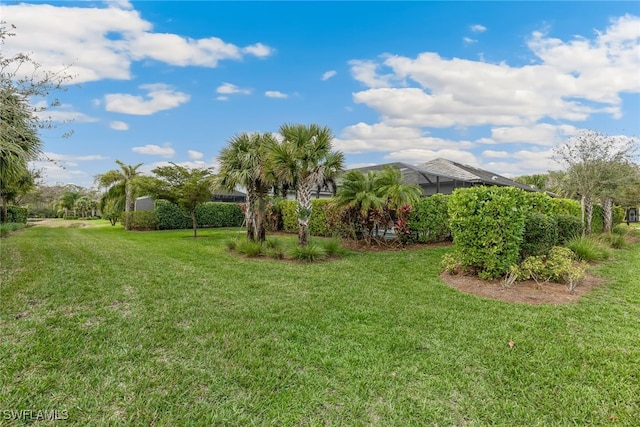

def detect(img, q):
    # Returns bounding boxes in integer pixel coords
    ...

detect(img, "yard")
[1,222,639,425]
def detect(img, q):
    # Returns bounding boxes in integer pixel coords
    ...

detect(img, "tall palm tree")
[270,123,344,246]
[215,132,274,242]
[96,160,143,230]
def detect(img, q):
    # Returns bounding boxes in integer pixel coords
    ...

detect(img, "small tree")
[554,130,638,234]
[147,163,214,237]
[96,160,143,230]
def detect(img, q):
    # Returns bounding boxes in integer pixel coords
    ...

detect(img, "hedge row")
[123,211,159,231]
[409,194,451,243]
[281,199,337,237]
[154,200,244,230]
[1,206,28,224]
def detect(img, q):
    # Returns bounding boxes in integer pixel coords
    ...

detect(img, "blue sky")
[3,1,639,188]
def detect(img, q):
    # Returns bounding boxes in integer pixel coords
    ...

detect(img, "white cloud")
[463,37,477,44]
[349,15,639,130]
[242,43,273,57]
[34,102,98,123]
[107,0,133,10]
[384,149,479,166]
[321,70,337,81]
[187,150,204,160]
[2,3,273,84]
[216,82,251,95]
[333,122,476,154]
[265,90,288,99]
[470,24,487,33]
[216,96,229,101]
[109,120,129,130]
[487,124,579,146]
[104,84,190,115]
[132,143,175,158]
[349,59,395,88]
[481,150,510,158]
[44,152,109,163]
[140,158,219,175]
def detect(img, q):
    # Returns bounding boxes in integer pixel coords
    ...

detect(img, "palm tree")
[1,88,42,222]
[270,124,344,246]
[96,160,143,230]
[215,132,274,242]
[374,165,422,209]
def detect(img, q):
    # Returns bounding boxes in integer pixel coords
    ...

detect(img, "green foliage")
[290,243,327,262]
[264,238,287,259]
[448,186,528,279]
[512,246,585,292]
[155,200,244,230]
[520,213,558,259]
[596,233,627,249]
[612,224,629,235]
[409,194,451,243]
[0,206,27,223]
[281,199,336,237]
[613,206,625,226]
[556,214,584,244]
[122,211,158,231]
[224,237,239,251]
[522,191,552,213]
[566,235,612,262]
[591,204,604,234]
[236,240,265,257]
[547,198,582,217]
[320,237,346,257]
[0,222,27,237]
[27,207,57,218]
[103,211,120,226]
[440,252,460,275]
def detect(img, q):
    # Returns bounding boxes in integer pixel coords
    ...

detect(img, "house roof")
[418,158,536,191]
[348,158,539,192]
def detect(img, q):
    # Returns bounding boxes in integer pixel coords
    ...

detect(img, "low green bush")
[155,200,244,230]
[1,206,28,224]
[409,194,451,243]
[123,211,159,231]
[612,224,629,235]
[596,233,627,249]
[512,246,586,293]
[290,243,327,262]
[548,198,581,217]
[566,236,612,262]
[236,240,264,257]
[281,199,337,237]
[448,186,528,279]
[556,214,584,244]
[0,222,27,237]
[520,213,558,259]
[321,237,346,257]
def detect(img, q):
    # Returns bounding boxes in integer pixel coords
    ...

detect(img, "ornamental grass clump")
[566,236,612,262]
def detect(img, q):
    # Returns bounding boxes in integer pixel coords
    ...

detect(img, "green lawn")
[1,223,639,425]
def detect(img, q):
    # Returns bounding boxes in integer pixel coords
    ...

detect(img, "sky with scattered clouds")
[3,1,639,187]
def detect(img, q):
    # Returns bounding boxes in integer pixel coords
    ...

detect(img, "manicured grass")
[1,225,639,425]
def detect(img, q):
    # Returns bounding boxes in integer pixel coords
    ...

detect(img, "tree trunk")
[245,190,257,241]
[297,177,313,246]
[191,210,198,238]
[602,196,613,233]
[124,183,132,230]
[1,197,7,223]
[584,194,593,235]
[256,190,267,243]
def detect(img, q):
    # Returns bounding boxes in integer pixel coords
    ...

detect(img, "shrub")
[264,238,287,260]
[440,252,461,275]
[224,237,239,251]
[27,208,57,218]
[290,243,327,262]
[556,214,584,244]
[520,213,558,259]
[281,199,338,237]
[566,236,611,262]
[1,206,28,224]
[522,192,552,214]
[409,194,451,243]
[236,240,264,257]
[596,233,627,249]
[0,222,27,237]
[123,211,158,231]
[511,246,586,293]
[547,198,581,217]
[321,237,346,257]
[155,200,244,230]
[612,206,625,226]
[448,186,528,279]
[612,224,629,235]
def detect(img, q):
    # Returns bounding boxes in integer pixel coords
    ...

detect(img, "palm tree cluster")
[334,166,422,243]
[215,123,344,247]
